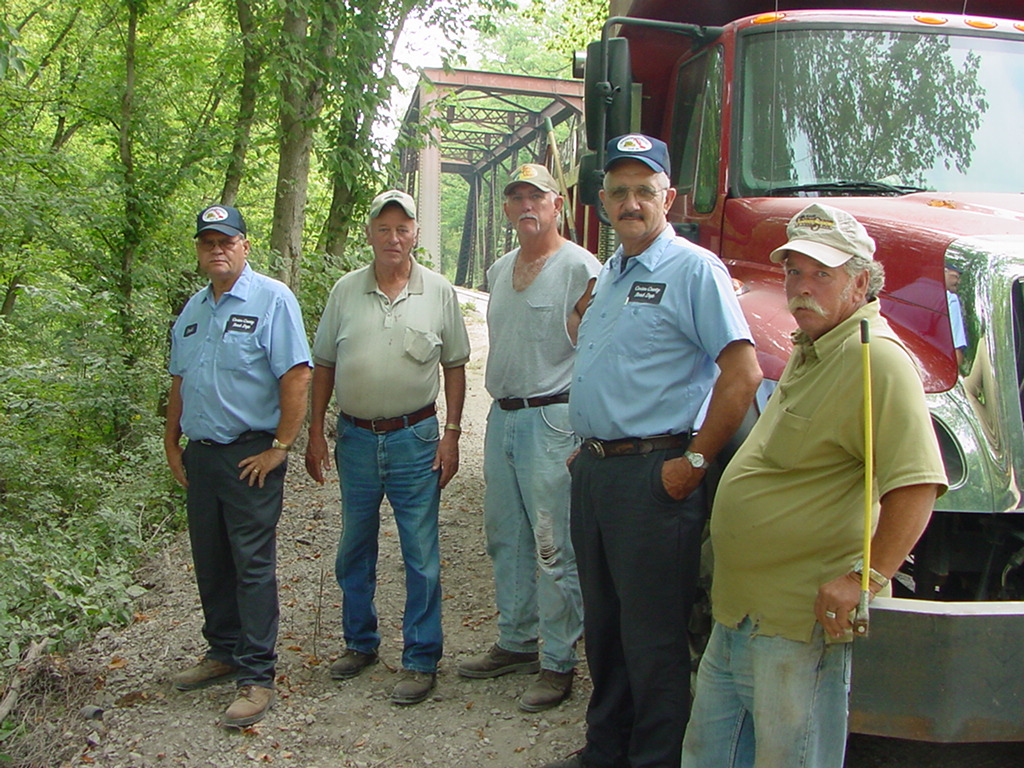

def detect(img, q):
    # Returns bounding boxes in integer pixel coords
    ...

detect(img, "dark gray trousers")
[570,447,707,768]
[183,435,283,687]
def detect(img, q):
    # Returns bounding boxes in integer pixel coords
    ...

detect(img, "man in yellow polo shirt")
[682,203,947,768]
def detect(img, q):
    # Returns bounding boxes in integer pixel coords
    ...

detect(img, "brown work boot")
[330,649,379,680]
[391,670,436,705]
[518,668,574,712]
[223,685,275,728]
[171,657,238,691]
[456,644,540,679]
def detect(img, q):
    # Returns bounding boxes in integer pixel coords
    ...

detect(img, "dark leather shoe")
[457,643,540,678]
[223,685,275,728]
[171,657,238,691]
[330,649,378,680]
[519,668,573,712]
[391,670,436,705]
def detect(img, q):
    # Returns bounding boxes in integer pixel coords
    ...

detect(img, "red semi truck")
[577,0,1024,743]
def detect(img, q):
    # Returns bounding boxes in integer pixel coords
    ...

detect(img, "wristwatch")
[684,450,707,470]
[852,557,889,589]
[272,438,291,452]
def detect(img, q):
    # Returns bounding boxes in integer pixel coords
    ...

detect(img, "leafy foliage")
[0,2,605,737]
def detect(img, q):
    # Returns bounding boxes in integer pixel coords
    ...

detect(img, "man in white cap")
[305,189,470,706]
[166,204,312,727]
[457,164,600,712]
[682,203,947,768]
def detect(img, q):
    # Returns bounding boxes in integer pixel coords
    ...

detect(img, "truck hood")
[722,193,1024,393]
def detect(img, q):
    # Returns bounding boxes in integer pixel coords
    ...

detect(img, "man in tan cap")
[457,164,600,712]
[305,189,470,706]
[681,203,947,768]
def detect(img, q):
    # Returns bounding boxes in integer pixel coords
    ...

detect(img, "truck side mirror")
[578,152,604,207]
[584,37,632,151]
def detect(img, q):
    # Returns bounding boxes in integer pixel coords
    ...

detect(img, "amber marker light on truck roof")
[965,19,998,30]
[914,14,948,25]
[1017,23,1024,33]
[752,12,785,24]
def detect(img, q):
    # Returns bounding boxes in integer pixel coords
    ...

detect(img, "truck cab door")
[667,44,726,254]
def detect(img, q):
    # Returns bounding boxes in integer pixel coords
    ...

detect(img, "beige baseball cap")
[368,189,417,222]
[769,203,876,267]
[504,164,560,195]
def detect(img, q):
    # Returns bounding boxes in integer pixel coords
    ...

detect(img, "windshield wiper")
[765,180,927,197]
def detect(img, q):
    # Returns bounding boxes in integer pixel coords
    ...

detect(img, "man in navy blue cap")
[165,204,312,727]
[544,135,762,768]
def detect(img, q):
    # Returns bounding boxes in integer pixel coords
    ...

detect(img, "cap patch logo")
[516,165,538,180]
[794,214,836,232]
[202,206,230,223]
[617,135,653,152]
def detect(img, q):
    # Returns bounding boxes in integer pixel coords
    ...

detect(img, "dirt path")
[46,311,590,768]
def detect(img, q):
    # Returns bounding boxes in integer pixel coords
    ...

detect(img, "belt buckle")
[584,439,605,459]
[369,418,388,434]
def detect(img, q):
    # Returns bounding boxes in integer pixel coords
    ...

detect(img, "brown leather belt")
[497,393,570,411]
[582,433,687,459]
[342,403,436,434]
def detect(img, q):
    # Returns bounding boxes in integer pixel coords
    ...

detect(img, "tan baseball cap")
[769,203,876,267]
[369,189,417,222]
[504,164,560,195]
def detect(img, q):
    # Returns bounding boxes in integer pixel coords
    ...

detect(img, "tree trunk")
[318,2,411,260]
[117,0,141,365]
[271,1,340,289]
[221,0,262,207]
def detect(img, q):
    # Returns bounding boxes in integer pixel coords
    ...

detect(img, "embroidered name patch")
[226,314,258,333]
[183,323,198,337]
[628,282,666,304]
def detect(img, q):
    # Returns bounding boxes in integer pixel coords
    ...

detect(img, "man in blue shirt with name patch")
[165,204,311,728]
[546,136,762,768]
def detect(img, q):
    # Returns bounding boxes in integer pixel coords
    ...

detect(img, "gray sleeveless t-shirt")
[485,241,601,400]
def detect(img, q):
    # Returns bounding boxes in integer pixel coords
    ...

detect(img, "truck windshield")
[736,26,1024,196]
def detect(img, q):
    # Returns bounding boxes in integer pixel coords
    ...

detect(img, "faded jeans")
[681,617,852,768]
[334,414,443,674]
[483,401,583,672]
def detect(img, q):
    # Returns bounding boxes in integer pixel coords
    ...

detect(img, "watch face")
[686,451,706,469]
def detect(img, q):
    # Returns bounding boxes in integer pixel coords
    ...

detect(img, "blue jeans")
[681,618,852,768]
[483,402,583,672]
[334,414,443,674]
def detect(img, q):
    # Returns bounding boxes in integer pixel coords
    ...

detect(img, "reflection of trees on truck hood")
[739,28,1001,196]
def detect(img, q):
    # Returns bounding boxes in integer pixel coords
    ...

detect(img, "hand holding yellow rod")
[854,318,873,637]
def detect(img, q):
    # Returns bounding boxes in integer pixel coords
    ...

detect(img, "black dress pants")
[183,435,284,687]
[570,447,707,768]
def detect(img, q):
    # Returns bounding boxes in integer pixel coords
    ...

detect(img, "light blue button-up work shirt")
[570,226,752,441]
[169,264,311,443]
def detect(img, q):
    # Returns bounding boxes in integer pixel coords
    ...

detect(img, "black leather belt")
[342,403,436,434]
[497,393,570,410]
[582,433,687,459]
[197,430,273,447]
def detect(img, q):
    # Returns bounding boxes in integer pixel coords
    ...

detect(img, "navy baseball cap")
[195,204,247,238]
[605,134,671,176]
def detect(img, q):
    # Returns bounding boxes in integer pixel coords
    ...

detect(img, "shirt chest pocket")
[610,303,665,359]
[522,301,555,341]
[218,331,264,371]
[759,407,812,470]
[404,327,441,364]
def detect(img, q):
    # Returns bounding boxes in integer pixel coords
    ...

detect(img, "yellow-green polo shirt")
[711,301,947,642]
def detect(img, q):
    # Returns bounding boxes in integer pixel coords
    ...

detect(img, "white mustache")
[518,213,539,223]
[788,296,827,316]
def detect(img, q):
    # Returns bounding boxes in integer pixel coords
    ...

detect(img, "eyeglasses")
[197,236,244,251]
[605,185,669,203]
